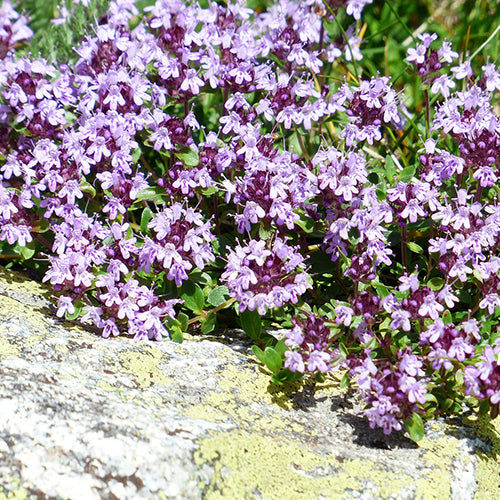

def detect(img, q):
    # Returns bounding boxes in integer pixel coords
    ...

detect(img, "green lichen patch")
[0,333,22,358]
[97,344,172,389]
[0,294,49,332]
[0,488,29,500]
[194,429,413,500]
[462,415,500,499]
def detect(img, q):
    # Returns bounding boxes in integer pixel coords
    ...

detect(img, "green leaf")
[80,180,96,198]
[132,147,142,164]
[407,241,424,254]
[295,216,315,233]
[376,186,387,201]
[177,312,189,332]
[339,371,350,389]
[140,207,154,233]
[271,369,303,385]
[263,347,283,373]
[207,286,230,307]
[384,155,396,181]
[16,243,36,260]
[252,345,266,364]
[479,399,490,417]
[260,333,279,347]
[371,278,391,298]
[239,308,262,341]
[64,110,77,125]
[175,147,199,167]
[442,398,455,411]
[135,186,167,204]
[338,342,349,358]
[170,327,184,343]
[338,248,350,267]
[442,309,453,324]
[65,300,83,321]
[294,207,315,233]
[405,412,425,442]
[398,165,416,183]
[200,312,216,334]
[273,339,288,357]
[427,277,445,291]
[181,281,205,314]
[201,185,218,196]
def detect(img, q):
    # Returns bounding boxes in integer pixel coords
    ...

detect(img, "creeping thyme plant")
[2,0,500,440]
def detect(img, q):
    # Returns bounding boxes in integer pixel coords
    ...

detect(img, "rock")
[0,266,499,499]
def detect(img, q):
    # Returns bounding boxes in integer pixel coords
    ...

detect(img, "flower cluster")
[0,0,32,59]
[465,344,500,409]
[3,0,500,439]
[333,76,404,146]
[222,238,311,315]
[140,203,215,284]
[350,349,427,434]
[284,313,338,374]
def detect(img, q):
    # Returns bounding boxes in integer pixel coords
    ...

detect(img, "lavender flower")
[139,203,215,285]
[222,238,311,315]
[284,313,337,373]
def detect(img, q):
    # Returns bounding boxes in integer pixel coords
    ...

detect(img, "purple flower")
[465,345,500,405]
[139,203,215,285]
[222,238,311,315]
[56,296,75,318]
[284,313,337,374]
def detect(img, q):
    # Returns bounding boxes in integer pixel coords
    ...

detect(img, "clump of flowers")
[0,0,32,59]
[222,238,311,315]
[3,0,500,441]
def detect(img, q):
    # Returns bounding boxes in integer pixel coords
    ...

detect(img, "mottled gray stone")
[0,266,498,499]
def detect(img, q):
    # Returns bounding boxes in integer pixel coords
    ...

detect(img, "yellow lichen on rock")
[0,331,21,358]
[0,267,48,298]
[413,432,457,499]
[194,429,414,499]
[99,346,171,389]
[0,488,29,500]
[0,294,48,332]
[463,414,500,499]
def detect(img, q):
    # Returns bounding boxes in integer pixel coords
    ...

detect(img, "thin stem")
[401,222,407,272]
[213,195,220,234]
[141,154,159,182]
[319,18,324,53]
[474,185,483,204]
[321,1,360,83]
[424,88,431,138]
[34,233,53,251]
[294,126,310,161]
[469,22,500,61]
[426,218,434,281]
[385,0,416,41]
[188,297,237,326]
